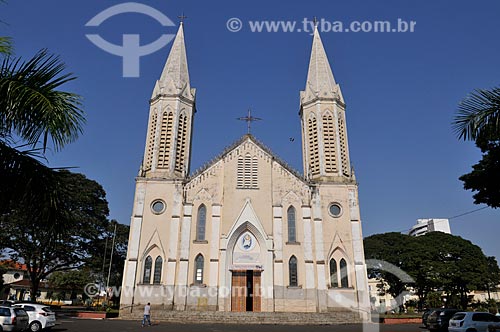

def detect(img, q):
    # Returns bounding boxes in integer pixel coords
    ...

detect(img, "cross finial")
[237,109,262,135]
[313,16,319,28]
[178,13,188,24]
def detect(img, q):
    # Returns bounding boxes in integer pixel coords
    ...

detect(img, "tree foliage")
[458,132,500,208]
[49,269,94,300]
[364,232,497,310]
[453,87,500,141]
[453,87,500,208]
[87,220,129,290]
[0,170,110,298]
[0,50,85,219]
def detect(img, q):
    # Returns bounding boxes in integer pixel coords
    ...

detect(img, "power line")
[447,206,489,220]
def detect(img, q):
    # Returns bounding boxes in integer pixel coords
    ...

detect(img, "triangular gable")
[226,198,268,242]
[187,134,307,186]
[142,229,166,261]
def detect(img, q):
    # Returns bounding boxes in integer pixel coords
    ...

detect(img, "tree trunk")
[30,277,40,302]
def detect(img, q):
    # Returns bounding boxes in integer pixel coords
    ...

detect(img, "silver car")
[14,303,57,332]
[449,312,500,332]
[0,306,29,331]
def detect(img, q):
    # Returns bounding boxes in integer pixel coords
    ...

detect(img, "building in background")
[408,219,451,237]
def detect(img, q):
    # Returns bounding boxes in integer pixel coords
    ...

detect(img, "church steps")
[119,310,362,325]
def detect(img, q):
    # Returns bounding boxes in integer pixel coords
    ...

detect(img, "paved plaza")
[53,318,424,332]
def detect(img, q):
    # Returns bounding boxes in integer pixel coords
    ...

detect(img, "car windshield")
[451,313,466,320]
[42,307,53,313]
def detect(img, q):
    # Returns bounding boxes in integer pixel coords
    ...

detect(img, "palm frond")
[0,49,85,152]
[453,87,500,141]
[0,36,12,56]
[0,141,63,230]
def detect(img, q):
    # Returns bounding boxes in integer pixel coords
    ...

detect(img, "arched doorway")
[230,231,262,312]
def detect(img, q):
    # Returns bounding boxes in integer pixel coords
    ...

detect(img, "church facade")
[120,23,370,317]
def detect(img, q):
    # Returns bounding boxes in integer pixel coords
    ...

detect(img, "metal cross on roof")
[237,109,262,134]
[178,13,188,23]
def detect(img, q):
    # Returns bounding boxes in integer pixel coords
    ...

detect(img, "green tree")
[0,170,109,299]
[49,270,94,300]
[453,87,500,208]
[0,50,85,220]
[458,133,500,208]
[364,232,417,311]
[421,232,490,309]
[364,232,492,310]
[87,220,129,293]
[485,256,500,300]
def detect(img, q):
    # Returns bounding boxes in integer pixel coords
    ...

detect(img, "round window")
[328,203,342,217]
[13,273,20,279]
[151,200,166,214]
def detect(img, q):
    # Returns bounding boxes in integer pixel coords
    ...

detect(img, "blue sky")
[2,1,499,259]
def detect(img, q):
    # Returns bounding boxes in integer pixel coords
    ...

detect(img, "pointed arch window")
[153,256,163,284]
[196,204,207,241]
[340,258,349,288]
[194,254,204,285]
[143,256,152,284]
[289,256,298,287]
[329,258,338,287]
[287,206,296,243]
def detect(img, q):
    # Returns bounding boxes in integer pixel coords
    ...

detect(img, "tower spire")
[157,23,191,96]
[302,25,343,105]
[300,27,351,182]
[143,23,196,179]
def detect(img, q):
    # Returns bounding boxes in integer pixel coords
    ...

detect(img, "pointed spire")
[302,25,343,104]
[159,23,190,93]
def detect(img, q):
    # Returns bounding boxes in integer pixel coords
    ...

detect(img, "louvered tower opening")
[323,113,337,173]
[145,112,157,171]
[307,117,320,176]
[157,111,174,169]
[338,115,349,176]
[175,113,188,173]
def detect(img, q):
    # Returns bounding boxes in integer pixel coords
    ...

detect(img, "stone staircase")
[119,310,363,325]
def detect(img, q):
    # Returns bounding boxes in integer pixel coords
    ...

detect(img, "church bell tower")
[142,22,196,179]
[300,25,353,183]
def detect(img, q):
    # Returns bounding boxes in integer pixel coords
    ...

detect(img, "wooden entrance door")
[231,270,261,312]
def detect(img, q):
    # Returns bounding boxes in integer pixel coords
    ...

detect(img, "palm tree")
[0,49,85,221]
[453,87,500,141]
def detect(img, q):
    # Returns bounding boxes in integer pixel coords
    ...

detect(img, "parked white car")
[0,306,29,331]
[13,303,56,332]
[449,312,500,332]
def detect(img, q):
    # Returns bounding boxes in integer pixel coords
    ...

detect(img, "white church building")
[120,22,370,318]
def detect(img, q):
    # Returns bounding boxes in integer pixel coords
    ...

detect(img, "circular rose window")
[328,203,342,218]
[151,200,166,214]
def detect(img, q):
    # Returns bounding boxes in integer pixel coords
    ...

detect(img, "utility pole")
[105,223,117,304]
